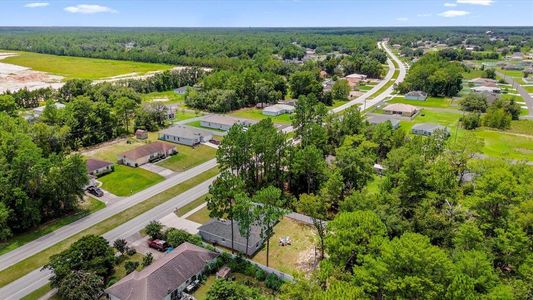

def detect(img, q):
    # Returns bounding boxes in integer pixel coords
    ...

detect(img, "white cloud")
[417,13,432,17]
[438,10,471,17]
[24,2,49,8]
[396,17,409,22]
[444,2,458,7]
[457,0,494,5]
[64,4,117,14]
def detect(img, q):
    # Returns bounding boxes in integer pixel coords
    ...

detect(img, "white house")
[159,125,213,146]
[262,104,296,116]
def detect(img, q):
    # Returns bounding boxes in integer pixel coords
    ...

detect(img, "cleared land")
[388,96,455,108]
[1,50,172,80]
[156,144,217,172]
[99,165,165,196]
[141,90,185,104]
[0,167,219,288]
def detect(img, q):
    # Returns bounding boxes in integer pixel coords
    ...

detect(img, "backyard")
[1,50,172,80]
[156,144,216,172]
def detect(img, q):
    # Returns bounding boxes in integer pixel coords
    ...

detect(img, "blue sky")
[1,0,532,27]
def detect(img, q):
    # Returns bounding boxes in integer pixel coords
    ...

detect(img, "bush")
[460,93,488,112]
[113,239,128,255]
[126,247,137,256]
[483,108,512,129]
[255,268,267,281]
[142,253,153,267]
[145,220,163,240]
[462,112,481,130]
[265,273,283,291]
[124,261,139,275]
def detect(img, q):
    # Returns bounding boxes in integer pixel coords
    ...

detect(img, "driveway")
[159,213,201,234]
[126,233,165,260]
[140,163,174,177]
[496,71,533,118]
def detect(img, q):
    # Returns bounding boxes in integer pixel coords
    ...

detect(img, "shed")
[135,129,148,140]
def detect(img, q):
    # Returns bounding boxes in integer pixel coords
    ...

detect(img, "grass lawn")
[156,144,216,172]
[1,50,172,80]
[509,120,533,135]
[252,217,316,275]
[400,110,463,133]
[21,283,54,300]
[99,165,164,196]
[0,167,219,288]
[388,96,455,108]
[524,85,533,93]
[85,140,143,163]
[366,175,385,195]
[174,111,203,122]
[176,195,208,217]
[141,90,185,104]
[229,107,292,125]
[108,253,144,286]
[462,69,484,80]
[0,197,105,256]
[474,129,533,161]
[186,206,212,224]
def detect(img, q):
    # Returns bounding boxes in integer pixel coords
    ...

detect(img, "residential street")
[0,158,217,272]
[495,71,533,118]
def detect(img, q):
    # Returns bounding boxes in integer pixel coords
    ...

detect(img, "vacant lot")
[141,90,185,104]
[99,165,164,196]
[1,50,172,80]
[252,217,317,275]
[388,96,455,108]
[229,107,292,124]
[157,144,216,172]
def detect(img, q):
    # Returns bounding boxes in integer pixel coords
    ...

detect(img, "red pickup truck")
[148,239,169,252]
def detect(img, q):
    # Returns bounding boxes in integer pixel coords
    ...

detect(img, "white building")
[262,104,296,116]
[159,125,213,146]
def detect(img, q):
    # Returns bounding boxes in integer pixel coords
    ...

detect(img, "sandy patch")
[0,53,64,93]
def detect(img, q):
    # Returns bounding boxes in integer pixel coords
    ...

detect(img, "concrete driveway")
[140,163,174,177]
[160,213,201,234]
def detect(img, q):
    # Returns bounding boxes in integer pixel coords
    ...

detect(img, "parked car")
[148,239,169,252]
[185,279,200,293]
[209,139,221,145]
[86,186,104,197]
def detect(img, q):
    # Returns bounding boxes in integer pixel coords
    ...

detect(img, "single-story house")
[405,91,428,101]
[86,159,114,177]
[411,123,450,136]
[198,219,264,256]
[200,115,256,131]
[345,73,367,88]
[383,103,418,117]
[174,86,189,95]
[159,125,213,146]
[32,102,66,117]
[118,141,177,167]
[135,129,148,140]
[481,92,500,105]
[366,115,401,129]
[471,86,501,94]
[468,78,497,86]
[105,242,218,300]
[262,104,296,116]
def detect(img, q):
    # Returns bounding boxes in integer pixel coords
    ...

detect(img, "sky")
[0,0,532,27]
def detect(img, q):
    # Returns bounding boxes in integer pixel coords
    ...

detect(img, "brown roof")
[383,103,418,114]
[105,242,218,300]
[86,159,113,173]
[119,142,175,161]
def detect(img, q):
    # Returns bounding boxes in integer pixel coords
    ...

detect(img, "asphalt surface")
[495,71,533,118]
[0,40,406,300]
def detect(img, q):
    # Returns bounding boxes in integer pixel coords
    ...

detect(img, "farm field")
[229,107,292,124]
[99,165,165,196]
[388,96,455,108]
[1,50,172,80]
[156,144,216,172]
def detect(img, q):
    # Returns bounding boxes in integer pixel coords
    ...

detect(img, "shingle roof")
[105,242,218,300]
[198,219,263,249]
[86,159,113,173]
[160,125,212,140]
[383,103,418,113]
[405,91,427,97]
[120,141,176,161]
[202,115,256,127]
[367,115,401,127]
[412,123,448,132]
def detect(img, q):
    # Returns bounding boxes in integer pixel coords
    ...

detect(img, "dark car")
[148,239,169,252]
[209,139,221,145]
[87,186,104,197]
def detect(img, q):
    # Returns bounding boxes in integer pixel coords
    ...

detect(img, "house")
[86,159,114,177]
[405,91,428,101]
[468,78,497,86]
[174,86,189,95]
[411,123,450,136]
[471,86,501,94]
[105,242,218,300]
[510,52,524,60]
[159,125,213,146]
[200,115,256,131]
[481,92,500,105]
[345,73,367,88]
[135,129,148,140]
[322,79,334,92]
[367,115,401,129]
[32,102,66,117]
[383,103,418,117]
[198,219,264,256]
[262,104,296,116]
[118,141,177,167]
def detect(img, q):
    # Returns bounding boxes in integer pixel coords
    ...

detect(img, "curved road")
[0,40,407,300]
[495,71,533,119]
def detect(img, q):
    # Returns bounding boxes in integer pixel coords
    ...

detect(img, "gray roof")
[405,91,427,97]
[198,219,263,249]
[160,125,211,139]
[412,123,449,133]
[202,115,257,127]
[367,115,401,127]
[105,242,218,300]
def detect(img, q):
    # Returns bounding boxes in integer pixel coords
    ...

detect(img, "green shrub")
[124,261,139,275]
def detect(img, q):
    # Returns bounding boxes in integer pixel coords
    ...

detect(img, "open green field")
[524,85,533,93]
[99,165,165,196]
[462,69,484,80]
[156,144,216,172]
[400,110,462,133]
[141,90,185,104]
[174,111,203,122]
[1,50,172,80]
[0,197,105,256]
[388,96,455,108]
[497,68,524,81]
[229,107,292,124]
[0,167,219,288]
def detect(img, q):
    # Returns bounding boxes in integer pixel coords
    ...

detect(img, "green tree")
[289,71,323,99]
[331,79,350,100]
[289,145,326,195]
[125,261,139,274]
[460,93,488,112]
[207,279,263,300]
[298,194,328,259]
[207,171,245,253]
[113,239,128,255]
[142,253,153,267]
[145,220,163,240]
[483,107,511,129]
[114,97,137,134]
[0,95,17,116]
[335,135,377,191]
[233,194,256,257]
[0,202,12,241]
[56,270,104,300]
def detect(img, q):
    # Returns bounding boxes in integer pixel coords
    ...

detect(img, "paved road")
[495,71,533,118]
[0,40,407,300]
[0,176,218,300]
[0,158,217,272]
